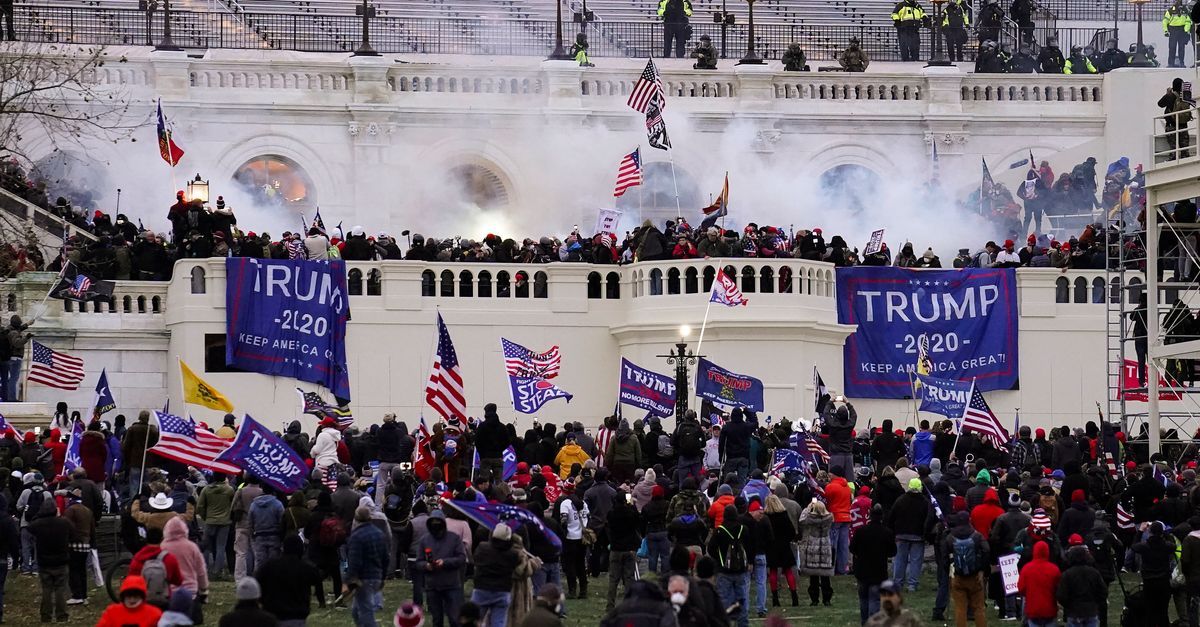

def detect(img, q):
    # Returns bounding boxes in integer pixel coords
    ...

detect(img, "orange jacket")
[825,477,853,522]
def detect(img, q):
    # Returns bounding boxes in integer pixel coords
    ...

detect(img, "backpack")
[23,489,44,524]
[677,422,704,458]
[318,516,347,547]
[952,535,980,577]
[142,552,170,607]
[657,434,674,459]
[718,526,748,572]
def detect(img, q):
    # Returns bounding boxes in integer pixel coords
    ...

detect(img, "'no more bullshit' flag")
[618,358,676,418]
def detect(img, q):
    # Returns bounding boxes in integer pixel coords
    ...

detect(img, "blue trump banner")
[917,374,974,418]
[836,267,1018,398]
[772,448,805,474]
[225,258,351,400]
[695,358,764,412]
[442,497,562,549]
[510,376,573,414]
[618,358,676,418]
[215,415,308,493]
[502,445,518,481]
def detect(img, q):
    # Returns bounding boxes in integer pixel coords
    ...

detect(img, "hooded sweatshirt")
[553,442,589,479]
[911,430,935,467]
[1018,541,1061,620]
[96,576,163,627]
[161,516,208,595]
[970,488,1005,537]
[1058,545,1108,619]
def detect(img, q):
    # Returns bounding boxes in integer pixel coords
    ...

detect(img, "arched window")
[459,270,474,297]
[1055,277,1069,303]
[685,267,699,294]
[497,271,511,298]
[137,296,146,313]
[667,268,681,295]
[1073,276,1088,303]
[1110,277,1121,304]
[818,165,882,214]
[779,266,793,293]
[151,296,161,313]
[4,294,14,312]
[703,266,716,292]
[478,270,492,298]
[447,163,510,209]
[741,266,755,293]
[440,270,454,297]
[421,270,435,297]
[122,295,132,313]
[515,272,530,298]
[190,266,206,294]
[760,267,775,294]
[587,272,602,299]
[533,272,548,299]
[1092,277,1105,304]
[232,154,316,212]
[606,272,621,299]
[367,269,382,296]
[348,268,363,296]
[649,268,663,296]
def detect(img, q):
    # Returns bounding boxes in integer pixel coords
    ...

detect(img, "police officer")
[1038,36,1065,73]
[1164,0,1192,67]
[691,34,717,69]
[569,33,594,67]
[1064,45,1098,73]
[942,0,971,62]
[782,43,809,71]
[1009,43,1038,72]
[977,0,1005,44]
[1010,0,1035,44]
[1099,38,1128,71]
[658,0,693,59]
[891,0,928,61]
[974,40,1007,73]
[839,37,871,71]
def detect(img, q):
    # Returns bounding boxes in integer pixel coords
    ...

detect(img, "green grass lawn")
[0,568,1142,626]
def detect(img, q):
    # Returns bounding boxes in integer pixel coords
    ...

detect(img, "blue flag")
[215,415,308,493]
[618,358,676,418]
[442,498,562,549]
[916,374,973,418]
[509,376,573,414]
[772,448,805,474]
[695,358,764,412]
[62,420,85,475]
[502,446,518,481]
[741,478,770,505]
[94,369,116,416]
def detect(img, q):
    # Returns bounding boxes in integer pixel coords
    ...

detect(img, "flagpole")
[951,378,975,462]
[692,291,715,412]
[666,149,681,216]
[907,369,921,429]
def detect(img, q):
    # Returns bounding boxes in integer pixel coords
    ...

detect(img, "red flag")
[413,416,435,481]
[157,100,185,166]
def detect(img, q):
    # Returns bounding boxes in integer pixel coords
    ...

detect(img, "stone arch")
[348,268,363,295]
[440,270,454,297]
[421,270,436,296]
[606,272,621,299]
[588,271,602,299]
[478,270,493,297]
[231,154,317,213]
[459,270,474,297]
[1092,277,1106,304]
[1073,276,1088,303]
[667,268,681,295]
[190,266,206,294]
[685,267,699,294]
[367,269,382,296]
[215,133,336,215]
[414,139,524,210]
[1055,276,1069,303]
[760,266,775,293]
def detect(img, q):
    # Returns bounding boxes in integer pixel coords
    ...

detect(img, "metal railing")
[1152,107,1199,165]
[1036,0,1169,21]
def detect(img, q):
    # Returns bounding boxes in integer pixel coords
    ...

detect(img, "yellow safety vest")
[658,0,693,17]
[1164,8,1192,33]
[942,1,970,27]
[892,2,927,23]
[1063,57,1096,74]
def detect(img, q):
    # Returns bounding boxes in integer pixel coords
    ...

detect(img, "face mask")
[671,592,687,606]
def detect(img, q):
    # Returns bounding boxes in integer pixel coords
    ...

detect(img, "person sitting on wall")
[782,43,810,71]
[569,33,594,67]
[691,35,717,69]
[839,37,870,72]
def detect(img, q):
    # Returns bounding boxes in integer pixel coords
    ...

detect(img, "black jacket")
[376,422,411,464]
[475,415,508,459]
[218,601,279,627]
[607,500,642,552]
[1133,534,1176,581]
[255,550,323,620]
[472,537,520,592]
[850,520,895,584]
[1057,549,1108,618]
[821,404,856,454]
[1057,502,1095,544]
[719,414,753,460]
[870,432,906,471]
[885,491,929,537]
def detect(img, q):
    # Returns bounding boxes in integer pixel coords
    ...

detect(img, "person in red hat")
[995,239,1021,267]
[311,417,343,473]
[1017,541,1061,626]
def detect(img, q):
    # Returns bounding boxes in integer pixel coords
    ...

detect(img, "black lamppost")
[926,0,951,66]
[713,0,736,59]
[549,0,571,59]
[1129,0,1153,66]
[138,0,157,47]
[737,0,764,64]
[353,0,379,56]
[658,325,701,422]
[154,0,181,51]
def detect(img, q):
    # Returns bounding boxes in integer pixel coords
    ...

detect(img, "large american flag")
[796,423,830,465]
[426,313,466,422]
[613,148,643,198]
[961,382,1009,450]
[626,58,665,113]
[150,411,241,475]
[27,340,85,390]
[501,338,561,379]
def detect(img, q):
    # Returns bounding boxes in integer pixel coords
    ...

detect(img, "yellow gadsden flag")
[180,359,234,412]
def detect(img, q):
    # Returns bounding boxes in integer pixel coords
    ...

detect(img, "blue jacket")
[346,523,388,584]
[911,431,936,467]
[247,493,283,537]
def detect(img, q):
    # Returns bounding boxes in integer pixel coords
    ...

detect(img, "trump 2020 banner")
[215,415,308,493]
[836,267,1018,398]
[225,258,351,400]
[695,358,765,412]
[618,358,676,418]
[916,374,974,418]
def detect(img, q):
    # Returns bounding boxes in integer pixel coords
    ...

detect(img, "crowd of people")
[0,398,1198,627]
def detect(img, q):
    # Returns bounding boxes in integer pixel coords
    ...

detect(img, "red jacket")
[970,488,1005,537]
[79,429,109,483]
[707,494,736,527]
[1017,541,1061,620]
[129,545,183,590]
[825,477,852,523]
[44,428,66,478]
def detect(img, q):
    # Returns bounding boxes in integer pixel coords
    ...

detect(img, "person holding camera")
[658,0,693,58]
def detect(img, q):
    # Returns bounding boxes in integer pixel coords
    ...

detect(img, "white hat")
[351,225,365,237]
[148,493,173,511]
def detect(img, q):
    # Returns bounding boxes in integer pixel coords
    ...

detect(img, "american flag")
[414,416,435,481]
[68,275,91,299]
[321,465,339,491]
[150,411,240,475]
[626,58,665,113]
[27,340,85,390]
[1103,451,1121,479]
[961,382,1010,451]
[645,100,671,151]
[1116,501,1134,530]
[613,148,643,198]
[595,425,613,468]
[0,414,22,440]
[426,313,466,422]
[297,388,353,428]
[710,268,749,307]
[795,422,830,465]
[501,338,561,379]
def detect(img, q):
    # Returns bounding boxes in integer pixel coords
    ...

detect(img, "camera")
[399,462,413,471]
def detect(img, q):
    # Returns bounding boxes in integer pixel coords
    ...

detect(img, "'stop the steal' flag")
[835,267,1018,399]
[225,258,351,400]
[916,374,973,419]
[711,268,749,307]
[695,358,765,412]
[618,358,676,418]
[215,415,308,493]
[510,377,573,414]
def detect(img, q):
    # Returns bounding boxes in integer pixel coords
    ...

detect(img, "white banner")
[865,228,886,256]
[596,208,623,236]
[999,553,1020,595]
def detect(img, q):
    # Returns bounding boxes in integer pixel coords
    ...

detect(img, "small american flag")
[150,411,241,475]
[1116,501,1134,530]
[67,275,91,299]
[595,425,614,467]
[961,382,1010,451]
[798,424,830,465]
[501,338,561,379]
[613,148,643,198]
[0,414,23,440]
[27,340,85,390]
[710,268,749,307]
[321,465,339,491]
[297,388,353,428]
[626,58,665,113]
[426,313,466,422]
